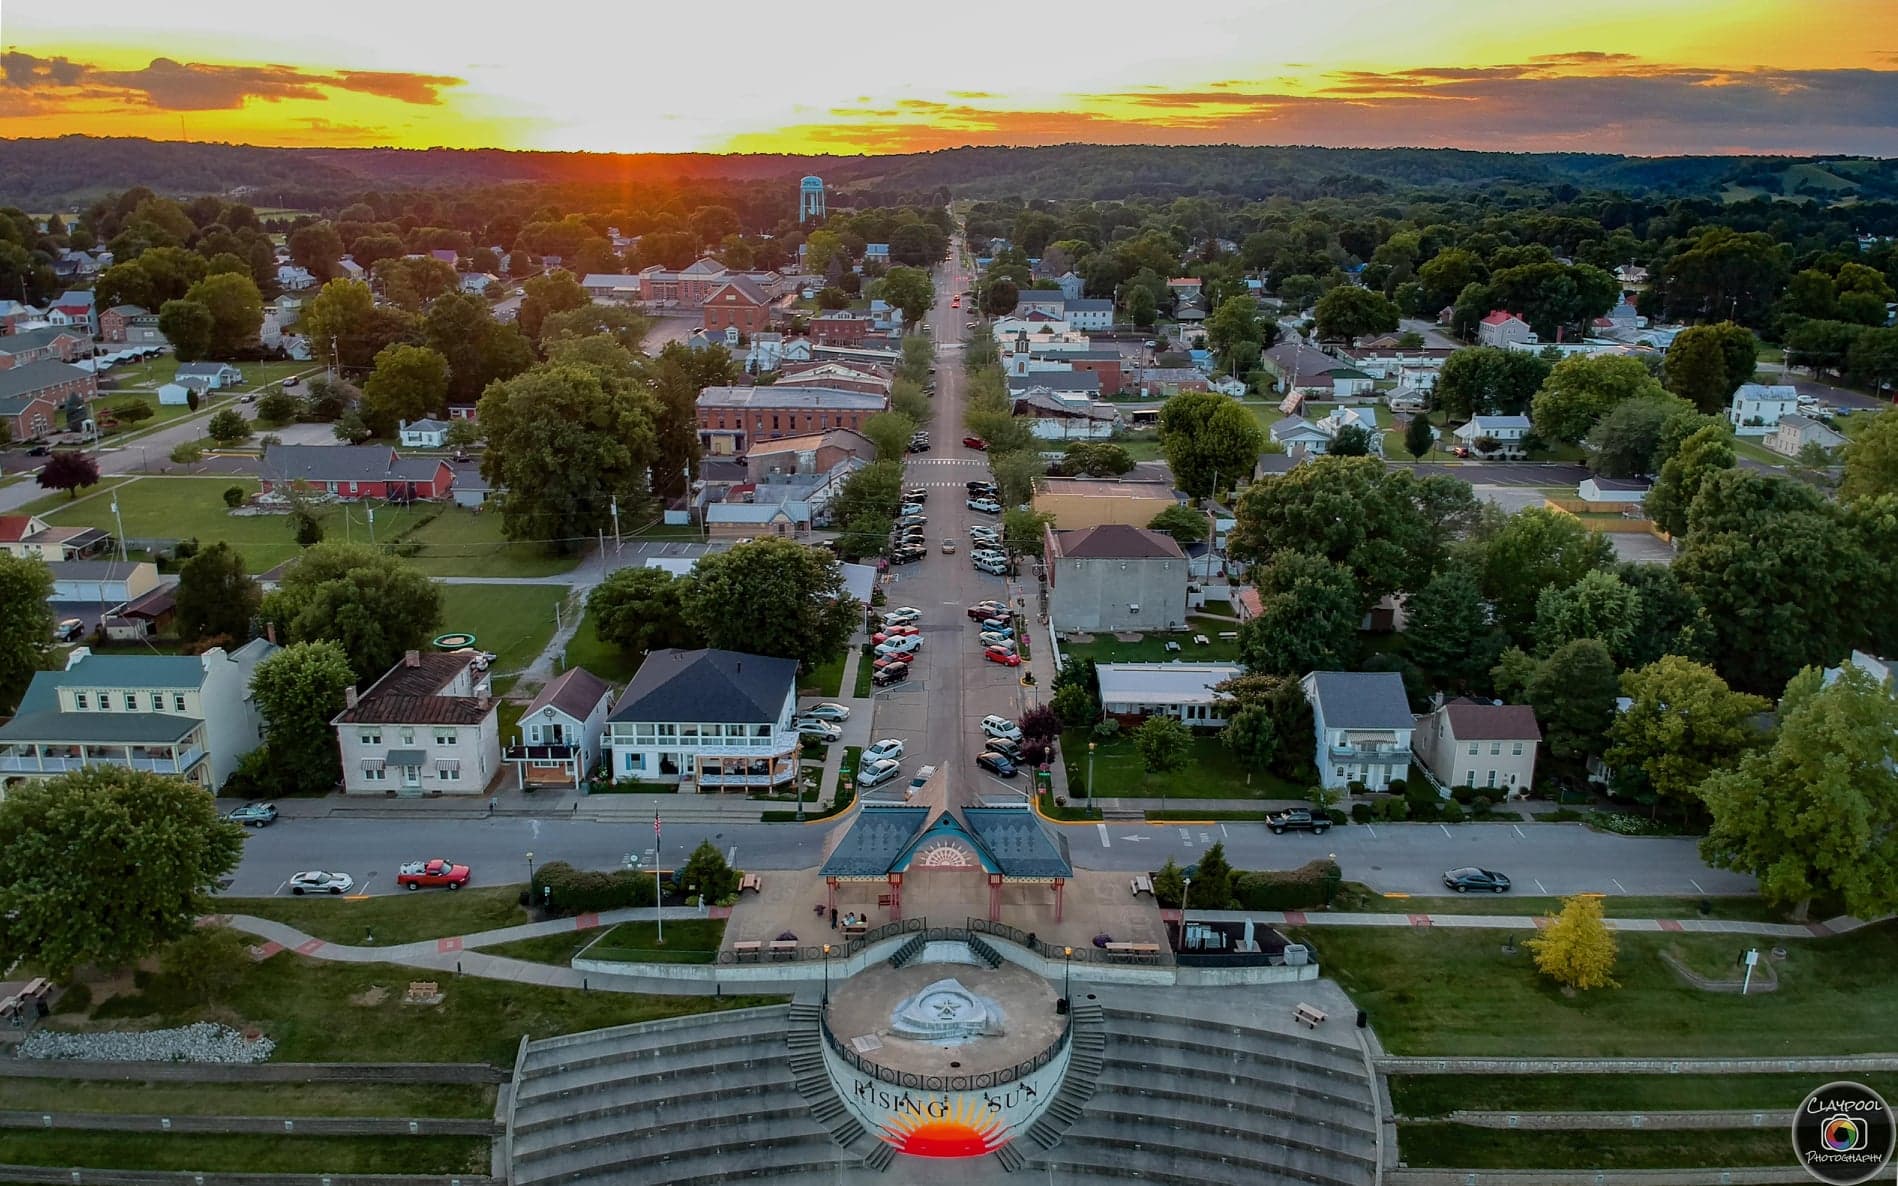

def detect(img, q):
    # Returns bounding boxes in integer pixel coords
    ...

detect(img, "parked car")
[900,503,925,516]
[973,556,1010,575]
[906,440,931,453]
[981,715,1023,741]
[1266,808,1331,835]
[978,618,1013,634]
[226,802,278,828]
[975,750,1018,778]
[978,632,1015,649]
[397,858,472,890]
[983,645,1022,666]
[281,377,297,389]
[871,628,919,644]
[52,618,84,643]
[871,652,916,670]
[871,663,911,687]
[942,539,956,553]
[963,436,988,450]
[983,737,1022,761]
[876,635,923,656]
[967,498,1002,514]
[798,720,843,744]
[882,607,922,626]
[966,601,1008,619]
[1443,867,1511,893]
[890,549,926,565]
[905,488,928,502]
[864,738,907,763]
[966,480,998,494]
[288,871,354,895]
[857,757,903,788]
[801,703,851,722]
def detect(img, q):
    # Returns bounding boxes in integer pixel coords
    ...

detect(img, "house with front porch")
[1728,384,1799,436]
[1413,700,1541,797]
[1097,663,1244,728]
[332,650,499,795]
[1453,414,1532,458]
[504,666,613,790]
[0,641,277,792]
[1301,670,1416,790]
[604,648,800,791]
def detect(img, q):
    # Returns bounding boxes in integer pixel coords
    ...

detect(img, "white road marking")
[1364,825,1377,840]
[726,845,737,866]
[1439,823,1453,839]
[1512,824,1525,839]
[1199,831,1211,844]
[1177,827,1193,846]
[1219,823,1229,839]
[1534,878,1548,894]
[1121,834,1150,843]
[1689,879,1705,894]
[1096,823,1110,848]
[1611,877,1627,893]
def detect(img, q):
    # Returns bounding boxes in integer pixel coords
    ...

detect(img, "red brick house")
[0,361,90,440]
[809,313,874,346]
[695,385,889,455]
[1066,354,1125,395]
[0,393,59,441]
[701,277,772,337]
[0,328,86,371]
[260,445,455,501]
[98,306,158,344]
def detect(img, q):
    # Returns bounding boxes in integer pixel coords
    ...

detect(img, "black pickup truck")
[1266,808,1331,835]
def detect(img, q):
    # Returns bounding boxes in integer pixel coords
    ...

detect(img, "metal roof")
[820,806,929,877]
[1096,663,1244,707]
[962,807,1073,878]
[1305,671,1415,731]
[609,648,797,725]
[0,710,200,745]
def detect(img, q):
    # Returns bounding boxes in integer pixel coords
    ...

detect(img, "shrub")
[53,983,92,1014]
[1324,808,1348,825]
[1374,795,1410,822]
[222,486,246,508]
[1585,810,1674,836]
[171,537,200,561]
[1405,778,1441,810]
[1230,859,1344,910]
[1547,809,1585,822]
[1471,796,1493,817]
[1346,780,1367,797]
[1386,777,1407,794]
[530,860,660,914]
[1439,799,1466,823]
[1091,718,1121,742]
[1349,803,1374,824]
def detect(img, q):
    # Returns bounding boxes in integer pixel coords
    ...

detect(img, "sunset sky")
[3,0,1895,157]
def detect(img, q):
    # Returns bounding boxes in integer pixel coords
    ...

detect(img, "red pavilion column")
[988,873,1003,922]
[889,872,904,919]
[1054,878,1065,923]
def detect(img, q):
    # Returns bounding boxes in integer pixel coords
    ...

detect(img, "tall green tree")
[1604,656,1769,816]
[680,539,858,670]
[1204,296,1267,368]
[1700,665,1898,920]
[1584,395,1693,478]
[517,269,588,343]
[1403,561,1498,692]
[1132,715,1192,786]
[422,292,533,404]
[1147,504,1209,547]
[250,641,354,794]
[1494,639,1618,767]
[0,555,52,704]
[182,272,263,358]
[1533,569,1642,664]
[1647,423,1735,538]
[173,542,258,644]
[155,298,215,361]
[862,411,918,462]
[989,449,1047,507]
[0,768,243,977]
[1403,413,1435,460]
[359,343,450,435]
[477,362,659,551]
[1158,391,1264,499]
[1312,286,1398,345]
[1663,322,1757,413]
[877,266,935,326]
[1531,354,1669,444]
[259,542,443,680]
[1463,507,1613,643]
[587,567,694,655]
[1239,553,1361,676]
[1841,407,1898,502]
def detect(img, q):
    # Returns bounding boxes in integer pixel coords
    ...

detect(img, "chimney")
[343,686,358,709]
[404,649,421,668]
[264,621,277,645]
[477,694,491,712]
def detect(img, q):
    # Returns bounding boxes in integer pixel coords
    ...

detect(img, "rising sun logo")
[879,1093,1008,1157]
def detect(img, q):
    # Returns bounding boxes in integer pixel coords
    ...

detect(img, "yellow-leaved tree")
[1527,894,1618,991]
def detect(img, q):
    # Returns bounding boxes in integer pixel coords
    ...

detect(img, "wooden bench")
[1105,942,1161,955]
[1130,874,1154,896]
[739,873,762,894]
[731,940,762,962]
[877,894,893,908]
[1192,634,1210,646]
[1294,1002,1328,1029]
[769,940,798,960]
[406,981,440,1003]
[1217,631,1239,642]
[843,922,868,937]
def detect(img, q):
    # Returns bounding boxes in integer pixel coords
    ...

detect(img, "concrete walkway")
[1191,907,1881,938]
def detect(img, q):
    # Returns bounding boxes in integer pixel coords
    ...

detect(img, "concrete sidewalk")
[1189,907,1881,939]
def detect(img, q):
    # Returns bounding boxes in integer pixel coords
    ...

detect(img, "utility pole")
[599,528,608,579]
[610,497,621,552]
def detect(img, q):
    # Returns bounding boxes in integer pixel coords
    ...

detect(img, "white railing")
[0,746,205,775]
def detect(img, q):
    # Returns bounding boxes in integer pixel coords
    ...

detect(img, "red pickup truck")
[397,858,472,891]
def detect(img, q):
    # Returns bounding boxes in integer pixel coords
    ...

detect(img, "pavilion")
[819,803,1073,922]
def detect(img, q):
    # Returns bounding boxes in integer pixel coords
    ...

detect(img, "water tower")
[799,175,826,223]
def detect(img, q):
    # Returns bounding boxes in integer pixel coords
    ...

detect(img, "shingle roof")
[47,560,153,582]
[175,362,240,378]
[695,386,885,412]
[45,651,208,690]
[0,360,86,400]
[1051,524,1184,561]
[962,807,1073,879]
[609,648,797,725]
[0,327,83,355]
[334,652,490,726]
[262,444,407,484]
[1306,671,1415,730]
[526,666,612,722]
[1006,371,1099,394]
[0,710,201,745]
[706,277,770,305]
[820,806,929,877]
[1442,703,1542,742]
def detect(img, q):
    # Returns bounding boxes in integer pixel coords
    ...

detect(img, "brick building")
[696,385,888,456]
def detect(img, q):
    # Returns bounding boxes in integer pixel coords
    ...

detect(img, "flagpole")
[654,812,664,946]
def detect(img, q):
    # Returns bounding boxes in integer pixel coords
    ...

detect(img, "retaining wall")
[0,1062,505,1083]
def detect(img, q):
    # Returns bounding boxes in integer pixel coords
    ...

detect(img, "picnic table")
[739,873,762,894]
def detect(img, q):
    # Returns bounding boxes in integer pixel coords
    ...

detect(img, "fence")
[964,916,1173,968]
[711,915,928,965]
[0,1061,505,1084]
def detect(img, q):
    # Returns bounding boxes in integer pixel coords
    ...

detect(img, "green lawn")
[478,928,605,965]
[222,886,528,946]
[581,918,727,964]
[396,507,584,579]
[1296,921,1898,1056]
[1390,1073,1898,1118]
[1397,1126,1791,1171]
[800,651,847,697]
[60,946,777,1065]
[1729,436,1786,466]
[0,1132,486,1174]
[561,607,644,684]
[0,1078,494,1119]
[13,474,137,517]
[1061,729,1306,800]
[35,476,439,571]
[437,584,566,677]
[94,391,204,436]
[1057,617,1241,665]
[1331,884,1783,921]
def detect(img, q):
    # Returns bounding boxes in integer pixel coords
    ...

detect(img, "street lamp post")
[1086,742,1096,807]
[822,943,833,1006]
[1179,876,1192,950]
[526,851,535,882]
[1063,945,1073,1003]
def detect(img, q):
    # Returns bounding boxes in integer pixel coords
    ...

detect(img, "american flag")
[653,813,661,841]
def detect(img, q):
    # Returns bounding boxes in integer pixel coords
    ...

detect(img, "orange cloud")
[0,51,461,111]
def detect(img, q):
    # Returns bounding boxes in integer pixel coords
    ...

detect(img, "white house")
[0,641,277,791]
[1413,700,1542,797]
[175,362,243,391]
[398,418,452,449]
[1453,414,1532,458]
[156,382,192,406]
[332,650,500,796]
[1578,477,1650,505]
[1477,311,1536,347]
[1061,299,1114,331]
[1097,663,1244,727]
[505,666,613,790]
[1767,413,1848,458]
[276,264,316,291]
[1269,405,1382,456]
[604,649,800,791]
[335,257,366,280]
[459,273,499,295]
[1729,384,1799,436]
[1301,670,1416,791]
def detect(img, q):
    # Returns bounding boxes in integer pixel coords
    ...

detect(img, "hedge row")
[1229,859,1343,911]
[528,860,660,914]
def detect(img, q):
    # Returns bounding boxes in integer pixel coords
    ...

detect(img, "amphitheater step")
[831,1116,865,1146]
[794,1075,832,1100]
[862,1141,896,1172]
[788,1052,824,1075]
[787,1003,822,1022]
[1026,1119,1064,1150]
[887,935,927,968]
[809,1095,845,1124]
[785,1032,821,1050]
[1069,1003,1104,1023]
[995,1141,1028,1172]
[964,934,1005,968]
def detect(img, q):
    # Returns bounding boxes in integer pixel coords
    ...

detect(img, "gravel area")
[17,1022,275,1063]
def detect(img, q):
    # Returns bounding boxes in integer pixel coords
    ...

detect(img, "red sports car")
[397,858,471,891]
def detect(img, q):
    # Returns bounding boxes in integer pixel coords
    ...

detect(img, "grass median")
[1297,921,1898,1057]
[0,1132,487,1174]
[223,885,528,946]
[1390,1072,1898,1118]
[1331,883,1784,921]
[1396,1125,1791,1171]
[0,1079,494,1119]
[579,918,726,964]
